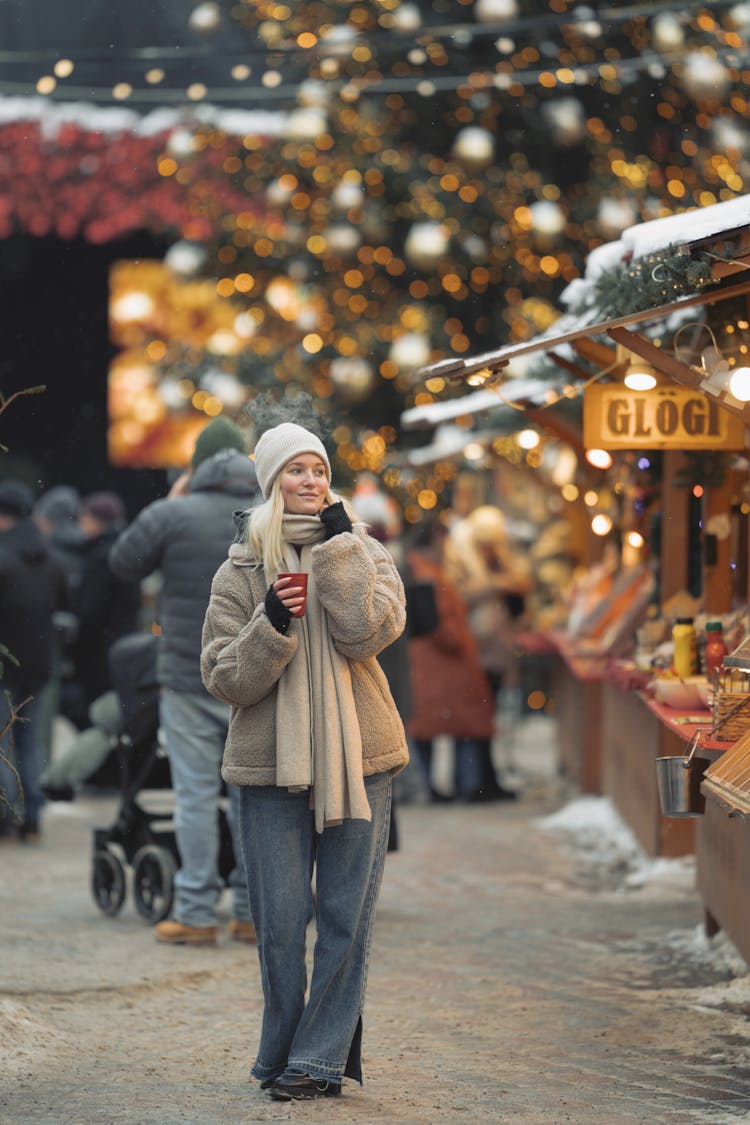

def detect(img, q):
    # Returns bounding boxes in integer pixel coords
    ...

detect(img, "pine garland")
[582,247,717,320]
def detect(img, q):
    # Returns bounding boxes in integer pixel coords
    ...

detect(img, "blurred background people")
[33,485,85,590]
[444,505,532,799]
[352,476,415,835]
[32,484,84,753]
[72,491,141,724]
[405,517,498,803]
[109,416,260,945]
[0,479,68,841]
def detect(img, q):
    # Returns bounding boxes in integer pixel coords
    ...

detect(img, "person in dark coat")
[32,485,86,742]
[0,480,69,840]
[109,417,260,946]
[72,491,141,720]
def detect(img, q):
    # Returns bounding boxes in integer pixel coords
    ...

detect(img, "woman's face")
[279,453,329,515]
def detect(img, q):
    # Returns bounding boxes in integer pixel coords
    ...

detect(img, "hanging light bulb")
[616,345,659,391]
[623,361,658,391]
[729,366,750,401]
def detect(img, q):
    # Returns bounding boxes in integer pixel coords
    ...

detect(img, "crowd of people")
[0,410,532,1100]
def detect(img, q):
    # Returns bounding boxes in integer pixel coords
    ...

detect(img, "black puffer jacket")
[109,450,260,693]
[0,518,68,695]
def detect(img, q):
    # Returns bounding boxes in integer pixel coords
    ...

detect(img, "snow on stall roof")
[584,237,627,279]
[417,194,750,385]
[623,191,750,259]
[400,375,563,428]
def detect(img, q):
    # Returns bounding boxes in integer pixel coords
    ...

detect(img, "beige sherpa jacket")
[201,525,409,786]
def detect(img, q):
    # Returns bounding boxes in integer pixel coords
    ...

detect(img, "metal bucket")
[656,735,711,818]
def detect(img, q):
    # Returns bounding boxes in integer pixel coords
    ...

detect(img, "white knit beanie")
[253,422,331,499]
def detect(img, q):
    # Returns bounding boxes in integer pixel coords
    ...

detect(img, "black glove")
[264,585,292,634]
[320,500,353,540]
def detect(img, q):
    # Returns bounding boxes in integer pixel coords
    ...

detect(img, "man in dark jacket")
[0,480,69,841]
[109,418,259,945]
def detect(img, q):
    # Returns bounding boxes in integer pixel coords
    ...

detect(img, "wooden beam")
[546,350,592,382]
[572,337,619,370]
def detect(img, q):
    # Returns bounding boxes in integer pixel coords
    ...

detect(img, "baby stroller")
[90,632,236,924]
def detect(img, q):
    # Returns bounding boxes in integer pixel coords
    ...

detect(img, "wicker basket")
[712,669,750,741]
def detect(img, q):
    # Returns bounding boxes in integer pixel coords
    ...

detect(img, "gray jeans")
[240,770,392,1084]
[160,687,250,926]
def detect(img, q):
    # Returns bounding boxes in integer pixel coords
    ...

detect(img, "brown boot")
[228,918,257,944]
[155,920,217,945]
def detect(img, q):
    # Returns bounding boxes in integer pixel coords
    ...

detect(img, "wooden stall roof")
[413,193,750,419]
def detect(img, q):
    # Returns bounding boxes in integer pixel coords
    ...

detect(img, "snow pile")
[689,969,750,1010]
[536,795,694,891]
[656,923,748,980]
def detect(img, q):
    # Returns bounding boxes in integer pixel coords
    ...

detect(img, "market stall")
[412,194,750,879]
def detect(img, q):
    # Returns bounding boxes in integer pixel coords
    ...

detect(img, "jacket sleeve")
[201,563,298,706]
[312,532,406,661]
[108,500,172,581]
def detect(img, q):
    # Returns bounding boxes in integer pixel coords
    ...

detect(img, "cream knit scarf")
[274,513,371,832]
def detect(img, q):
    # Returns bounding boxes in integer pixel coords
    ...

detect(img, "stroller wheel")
[91,848,126,916]
[132,845,176,923]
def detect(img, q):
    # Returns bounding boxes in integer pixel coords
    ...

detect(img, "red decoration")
[0,120,266,243]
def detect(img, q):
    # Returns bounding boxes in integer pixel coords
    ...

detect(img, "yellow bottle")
[672,617,698,678]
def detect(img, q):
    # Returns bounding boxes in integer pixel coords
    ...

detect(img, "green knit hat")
[191,416,247,468]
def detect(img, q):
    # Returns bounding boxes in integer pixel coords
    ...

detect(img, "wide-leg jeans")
[160,687,250,927]
[239,770,392,1084]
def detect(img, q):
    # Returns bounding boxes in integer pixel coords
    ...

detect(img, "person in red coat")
[405,518,505,802]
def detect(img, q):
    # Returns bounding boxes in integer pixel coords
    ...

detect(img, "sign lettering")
[584,385,746,450]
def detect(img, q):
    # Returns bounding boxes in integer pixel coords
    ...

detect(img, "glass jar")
[672,617,698,678]
[704,621,727,679]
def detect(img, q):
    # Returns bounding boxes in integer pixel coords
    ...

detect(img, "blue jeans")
[0,687,47,827]
[415,736,483,797]
[160,688,250,927]
[240,770,392,1084]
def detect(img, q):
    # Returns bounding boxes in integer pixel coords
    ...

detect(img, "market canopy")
[413,192,750,424]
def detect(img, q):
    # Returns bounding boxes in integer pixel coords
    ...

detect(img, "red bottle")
[704,621,727,679]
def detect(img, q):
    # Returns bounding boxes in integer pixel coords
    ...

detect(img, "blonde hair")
[243,476,350,578]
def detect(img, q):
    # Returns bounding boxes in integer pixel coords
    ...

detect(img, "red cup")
[277,572,308,617]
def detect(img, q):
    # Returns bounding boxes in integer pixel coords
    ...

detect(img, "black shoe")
[464,784,518,803]
[41,783,74,802]
[269,1070,342,1101]
[19,820,40,843]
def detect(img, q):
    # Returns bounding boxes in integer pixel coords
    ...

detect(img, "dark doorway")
[0,231,168,516]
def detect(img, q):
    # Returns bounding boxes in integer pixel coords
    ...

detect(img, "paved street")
[2,716,750,1124]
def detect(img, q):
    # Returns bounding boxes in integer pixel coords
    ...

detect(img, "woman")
[444,505,531,798]
[404,517,499,801]
[200,421,409,1101]
[405,518,496,802]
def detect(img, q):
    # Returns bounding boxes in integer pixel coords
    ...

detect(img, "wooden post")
[660,451,690,600]
[704,474,733,614]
